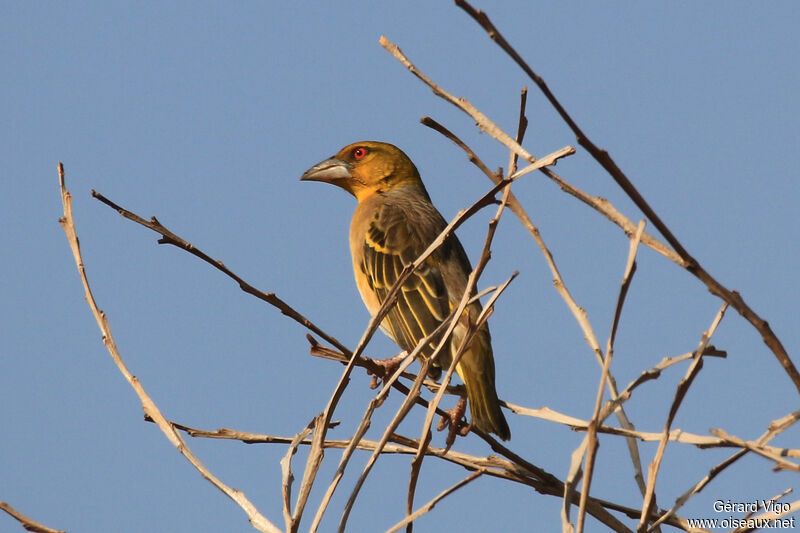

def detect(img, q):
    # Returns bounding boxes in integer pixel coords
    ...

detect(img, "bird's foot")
[366,351,409,390]
[437,396,471,448]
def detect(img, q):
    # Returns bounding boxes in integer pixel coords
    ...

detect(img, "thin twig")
[503,404,800,456]
[170,397,800,459]
[91,189,352,356]
[281,420,315,532]
[597,347,726,425]
[379,36,571,169]
[0,502,66,533]
[508,86,528,178]
[709,429,800,472]
[291,415,327,531]
[562,438,587,533]
[308,334,472,399]
[386,470,485,533]
[601,221,651,507]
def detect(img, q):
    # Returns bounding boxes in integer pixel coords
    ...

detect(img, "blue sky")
[2,2,799,532]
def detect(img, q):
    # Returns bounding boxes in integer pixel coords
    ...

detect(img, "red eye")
[353,147,368,160]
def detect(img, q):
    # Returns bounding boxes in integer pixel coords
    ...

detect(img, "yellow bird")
[301,141,510,441]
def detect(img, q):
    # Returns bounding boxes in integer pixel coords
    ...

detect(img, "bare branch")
[169,420,696,532]
[507,86,528,177]
[380,36,572,167]
[0,502,65,533]
[281,421,314,531]
[59,165,281,533]
[386,470,485,533]
[90,189,352,356]
[291,415,327,530]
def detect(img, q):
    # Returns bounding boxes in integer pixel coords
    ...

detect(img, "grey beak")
[300,157,353,182]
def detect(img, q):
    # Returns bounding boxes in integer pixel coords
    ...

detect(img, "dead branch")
[0,502,65,533]
[453,0,799,397]
[59,165,281,533]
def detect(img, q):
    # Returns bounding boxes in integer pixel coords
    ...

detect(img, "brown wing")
[360,201,450,361]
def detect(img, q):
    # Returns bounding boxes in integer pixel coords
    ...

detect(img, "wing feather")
[359,201,450,359]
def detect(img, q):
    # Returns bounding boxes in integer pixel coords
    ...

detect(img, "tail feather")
[455,334,510,441]
[462,367,510,440]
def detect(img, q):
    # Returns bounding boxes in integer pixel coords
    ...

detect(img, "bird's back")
[350,185,485,367]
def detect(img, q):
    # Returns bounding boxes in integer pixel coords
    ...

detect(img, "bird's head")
[300,141,426,202]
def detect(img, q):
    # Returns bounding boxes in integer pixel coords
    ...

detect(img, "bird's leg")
[366,350,409,390]
[437,395,471,448]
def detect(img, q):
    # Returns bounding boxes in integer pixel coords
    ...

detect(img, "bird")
[301,140,510,441]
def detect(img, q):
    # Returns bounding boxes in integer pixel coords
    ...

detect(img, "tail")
[456,331,510,441]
